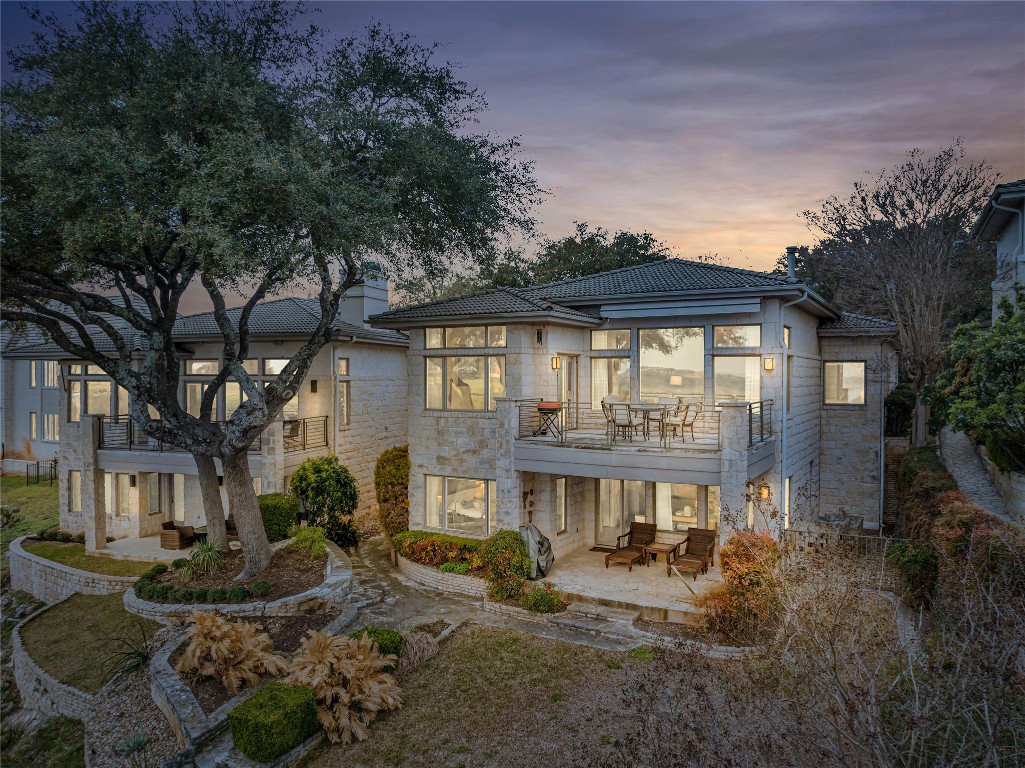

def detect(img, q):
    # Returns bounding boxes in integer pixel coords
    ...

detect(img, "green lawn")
[1,474,60,554]
[1,716,84,768]
[19,593,160,694]
[20,539,152,577]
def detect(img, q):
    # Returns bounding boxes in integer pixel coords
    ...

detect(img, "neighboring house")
[370,256,899,558]
[972,178,1025,314]
[0,277,408,549]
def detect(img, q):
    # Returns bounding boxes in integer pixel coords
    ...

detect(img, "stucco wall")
[0,358,61,461]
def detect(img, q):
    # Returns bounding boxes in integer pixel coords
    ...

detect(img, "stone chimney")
[338,263,390,328]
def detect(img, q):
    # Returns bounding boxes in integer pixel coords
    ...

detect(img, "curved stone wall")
[124,541,353,621]
[11,604,96,721]
[8,536,138,604]
[396,554,487,598]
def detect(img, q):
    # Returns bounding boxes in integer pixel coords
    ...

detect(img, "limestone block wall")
[396,554,487,597]
[8,536,138,603]
[818,337,896,526]
[12,605,97,721]
[979,446,1025,522]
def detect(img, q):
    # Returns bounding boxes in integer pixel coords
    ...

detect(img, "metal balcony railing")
[97,416,262,452]
[282,415,329,453]
[747,400,774,446]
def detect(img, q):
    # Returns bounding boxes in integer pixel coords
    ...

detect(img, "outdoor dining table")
[627,402,669,443]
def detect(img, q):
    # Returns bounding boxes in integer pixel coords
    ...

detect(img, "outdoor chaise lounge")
[667,527,716,579]
[605,521,657,572]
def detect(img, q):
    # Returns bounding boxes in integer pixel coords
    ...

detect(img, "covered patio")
[546,546,724,622]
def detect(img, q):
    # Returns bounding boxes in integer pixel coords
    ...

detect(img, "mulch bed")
[169,613,332,715]
[154,546,326,602]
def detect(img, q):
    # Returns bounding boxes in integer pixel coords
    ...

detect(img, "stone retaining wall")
[8,536,138,604]
[395,554,487,598]
[979,446,1025,522]
[124,542,353,622]
[481,599,551,624]
[11,603,96,721]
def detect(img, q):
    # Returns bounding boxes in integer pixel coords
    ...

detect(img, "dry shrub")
[394,631,438,675]
[285,630,402,744]
[175,612,287,695]
[696,531,781,643]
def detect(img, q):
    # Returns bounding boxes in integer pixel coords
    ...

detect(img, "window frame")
[337,381,351,427]
[29,412,38,440]
[43,361,60,388]
[424,473,496,537]
[423,354,505,413]
[43,413,59,441]
[591,329,632,351]
[425,325,507,350]
[822,361,867,406]
[29,361,37,388]
[590,356,631,408]
[712,324,761,348]
[555,476,568,534]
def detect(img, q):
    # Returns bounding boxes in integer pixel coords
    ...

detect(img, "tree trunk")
[193,454,228,548]
[912,393,930,448]
[221,450,271,579]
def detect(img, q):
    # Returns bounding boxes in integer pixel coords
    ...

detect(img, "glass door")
[556,355,578,429]
[596,479,646,546]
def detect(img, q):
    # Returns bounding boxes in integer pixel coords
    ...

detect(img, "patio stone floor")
[90,534,194,563]
[547,547,722,621]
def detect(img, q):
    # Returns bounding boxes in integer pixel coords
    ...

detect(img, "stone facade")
[12,605,96,721]
[8,536,138,604]
[396,554,488,597]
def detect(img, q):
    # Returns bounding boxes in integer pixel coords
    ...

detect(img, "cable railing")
[747,400,774,446]
[98,416,262,452]
[283,415,329,453]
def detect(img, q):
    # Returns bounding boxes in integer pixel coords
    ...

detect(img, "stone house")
[370,255,899,558]
[0,278,408,550]
[972,178,1025,314]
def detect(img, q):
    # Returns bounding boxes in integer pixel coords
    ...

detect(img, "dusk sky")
[4,1,1024,273]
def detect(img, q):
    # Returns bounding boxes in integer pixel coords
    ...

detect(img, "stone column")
[81,416,107,551]
[718,402,750,546]
[494,398,522,531]
[260,420,284,494]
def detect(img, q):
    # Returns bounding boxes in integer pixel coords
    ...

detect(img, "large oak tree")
[1,1,539,576]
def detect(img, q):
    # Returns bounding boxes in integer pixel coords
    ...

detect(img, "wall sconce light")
[763,357,775,372]
[551,357,561,371]
[669,375,683,387]
[310,379,318,393]
[758,482,772,502]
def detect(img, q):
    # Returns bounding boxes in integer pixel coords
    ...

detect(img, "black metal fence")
[747,400,774,446]
[98,416,261,452]
[283,416,329,453]
[26,458,58,486]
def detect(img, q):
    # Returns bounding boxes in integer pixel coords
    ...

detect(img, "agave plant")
[180,540,225,582]
[104,619,158,684]
[175,612,286,695]
[285,630,402,743]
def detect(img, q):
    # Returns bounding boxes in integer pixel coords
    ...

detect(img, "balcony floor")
[519,427,720,453]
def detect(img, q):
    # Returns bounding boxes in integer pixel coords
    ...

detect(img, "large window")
[43,413,59,441]
[639,328,704,401]
[425,475,497,536]
[426,326,506,349]
[591,357,630,407]
[424,356,505,411]
[263,358,290,375]
[591,329,631,350]
[185,359,219,374]
[555,477,567,534]
[597,479,645,547]
[69,470,82,513]
[224,383,246,418]
[713,356,761,403]
[185,383,217,418]
[824,362,865,405]
[86,381,112,416]
[105,472,130,516]
[43,361,59,388]
[713,325,761,347]
[655,483,699,532]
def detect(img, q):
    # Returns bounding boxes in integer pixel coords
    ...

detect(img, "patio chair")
[667,527,716,579]
[669,401,699,443]
[159,521,195,550]
[659,397,684,444]
[609,402,642,442]
[600,395,619,440]
[605,521,657,572]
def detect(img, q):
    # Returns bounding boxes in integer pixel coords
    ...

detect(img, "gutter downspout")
[780,247,808,530]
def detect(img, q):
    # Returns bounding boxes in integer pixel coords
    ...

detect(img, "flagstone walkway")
[939,427,1022,527]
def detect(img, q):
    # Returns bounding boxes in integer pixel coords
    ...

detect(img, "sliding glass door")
[596,479,645,546]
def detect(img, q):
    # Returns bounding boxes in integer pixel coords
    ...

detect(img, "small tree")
[289,456,359,546]
[374,445,410,538]
[933,293,1025,472]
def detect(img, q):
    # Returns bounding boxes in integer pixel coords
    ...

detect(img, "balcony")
[97,416,262,452]
[282,416,328,453]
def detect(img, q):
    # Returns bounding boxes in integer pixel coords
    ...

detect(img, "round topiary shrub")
[289,456,360,547]
[258,493,299,543]
[374,445,410,538]
[228,682,320,762]
[228,586,249,603]
[482,529,530,600]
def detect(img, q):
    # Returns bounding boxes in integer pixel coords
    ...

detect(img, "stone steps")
[548,602,641,643]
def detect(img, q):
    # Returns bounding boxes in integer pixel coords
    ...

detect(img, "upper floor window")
[30,361,37,388]
[43,361,59,388]
[639,328,704,401]
[426,326,507,349]
[425,355,505,411]
[591,329,631,350]
[824,362,865,405]
[263,359,290,375]
[783,326,791,349]
[185,359,219,375]
[336,358,349,376]
[337,358,350,426]
[713,325,761,348]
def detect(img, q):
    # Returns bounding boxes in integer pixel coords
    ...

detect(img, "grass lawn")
[20,539,152,577]
[1,474,59,554]
[19,593,161,694]
[1,716,84,768]
[306,624,646,768]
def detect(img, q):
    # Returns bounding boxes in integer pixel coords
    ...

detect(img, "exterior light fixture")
[758,483,771,502]
[763,357,774,372]
[551,357,561,371]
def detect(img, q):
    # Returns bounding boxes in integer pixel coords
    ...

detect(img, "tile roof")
[369,286,600,324]
[971,178,1025,239]
[2,299,153,357]
[818,312,898,336]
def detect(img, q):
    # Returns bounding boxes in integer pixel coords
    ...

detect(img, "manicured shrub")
[258,493,299,543]
[288,525,328,559]
[228,586,249,603]
[251,581,272,598]
[392,531,483,569]
[171,558,189,570]
[191,588,209,603]
[229,682,320,762]
[518,581,565,613]
[35,526,86,544]
[152,583,173,600]
[168,588,193,603]
[135,582,152,599]
[208,588,228,603]
[374,445,410,539]
[289,456,359,546]
[482,529,530,600]
[350,626,404,659]
[148,564,169,577]
[439,561,470,575]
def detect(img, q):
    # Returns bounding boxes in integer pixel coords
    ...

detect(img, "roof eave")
[368,310,602,330]
[970,188,1025,240]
